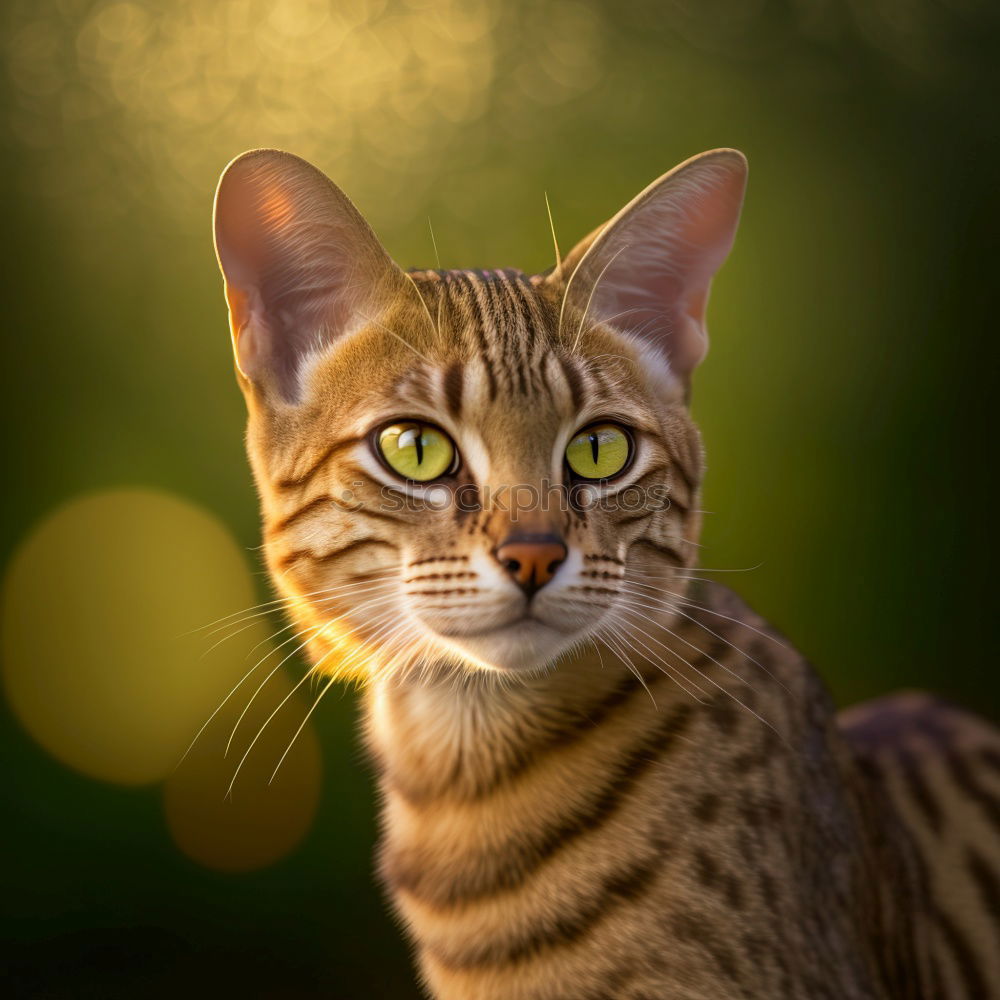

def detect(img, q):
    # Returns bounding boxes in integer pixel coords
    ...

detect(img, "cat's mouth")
[432,614,578,673]
[443,610,551,639]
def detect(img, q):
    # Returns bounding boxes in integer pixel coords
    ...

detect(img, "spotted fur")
[213,148,1000,998]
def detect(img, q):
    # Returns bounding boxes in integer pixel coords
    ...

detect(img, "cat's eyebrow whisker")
[572,243,630,353]
[607,311,665,348]
[427,217,443,270]
[586,352,641,370]
[359,308,435,364]
[544,191,562,273]
[584,306,646,333]
[402,270,440,342]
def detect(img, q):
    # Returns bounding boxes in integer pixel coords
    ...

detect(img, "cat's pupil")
[400,426,424,465]
[589,432,599,464]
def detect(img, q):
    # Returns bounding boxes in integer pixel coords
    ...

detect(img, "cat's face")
[214,149,746,679]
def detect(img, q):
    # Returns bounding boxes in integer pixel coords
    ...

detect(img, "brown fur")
[214,149,1000,998]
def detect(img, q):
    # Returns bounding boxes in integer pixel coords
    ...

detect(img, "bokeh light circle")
[163,663,322,873]
[2,488,275,785]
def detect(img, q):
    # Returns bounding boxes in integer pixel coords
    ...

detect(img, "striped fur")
[216,153,1000,998]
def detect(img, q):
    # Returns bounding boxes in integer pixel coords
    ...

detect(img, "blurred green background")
[2,0,999,996]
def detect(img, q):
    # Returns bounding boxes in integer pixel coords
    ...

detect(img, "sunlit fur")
[247,267,700,685]
[218,150,1000,999]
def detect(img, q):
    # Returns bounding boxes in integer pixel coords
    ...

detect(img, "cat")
[212,147,1000,999]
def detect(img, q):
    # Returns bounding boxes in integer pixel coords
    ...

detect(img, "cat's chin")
[435,619,577,674]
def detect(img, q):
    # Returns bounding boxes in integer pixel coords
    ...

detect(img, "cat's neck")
[363,582,908,999]
[366,581,805,798]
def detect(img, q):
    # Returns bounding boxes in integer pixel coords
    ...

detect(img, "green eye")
[377,422,456,482]
[565,423,632,480]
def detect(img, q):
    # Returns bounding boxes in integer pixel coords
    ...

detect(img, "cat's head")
[213,148,746,680]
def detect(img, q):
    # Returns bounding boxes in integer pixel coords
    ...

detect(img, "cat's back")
[839,691,1000,998]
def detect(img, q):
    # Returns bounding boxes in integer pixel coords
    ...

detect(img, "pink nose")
[495,535,567,595]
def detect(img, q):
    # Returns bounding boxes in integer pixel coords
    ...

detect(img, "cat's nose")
[495,534,567,596]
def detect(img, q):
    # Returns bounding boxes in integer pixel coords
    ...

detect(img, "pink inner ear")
[224,283,269,381]
[214,149,404,403]
[565,152,746,384]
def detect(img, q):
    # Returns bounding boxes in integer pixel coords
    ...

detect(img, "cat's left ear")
[214,148,410,403]
[547,149,747,386]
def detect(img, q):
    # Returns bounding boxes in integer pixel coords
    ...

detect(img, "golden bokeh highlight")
[1,0,606,219]
[163,661,321,873]
[1,488,279,785]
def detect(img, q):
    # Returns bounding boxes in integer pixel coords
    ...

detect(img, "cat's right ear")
[213,149,407,403]
[544,149,747,393]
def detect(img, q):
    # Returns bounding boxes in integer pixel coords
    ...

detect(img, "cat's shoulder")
[837,689,1000,769]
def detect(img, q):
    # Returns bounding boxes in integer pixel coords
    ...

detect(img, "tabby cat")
[212,148,1000,999]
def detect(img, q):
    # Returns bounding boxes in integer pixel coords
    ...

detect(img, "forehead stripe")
[507,272,543,352]
[493,271,536,396]
[537,350,558,407]
[450,271,492,360]
[409,268,555,404]
[557,354,585,410]
[443,362,464,418]
[485,275,528,396]
[448,271,500,402]
[464,271,513,390]
[478,350,499,401]
[506,274,546,395]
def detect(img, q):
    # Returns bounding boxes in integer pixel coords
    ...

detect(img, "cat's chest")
[370,674,885,1000]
